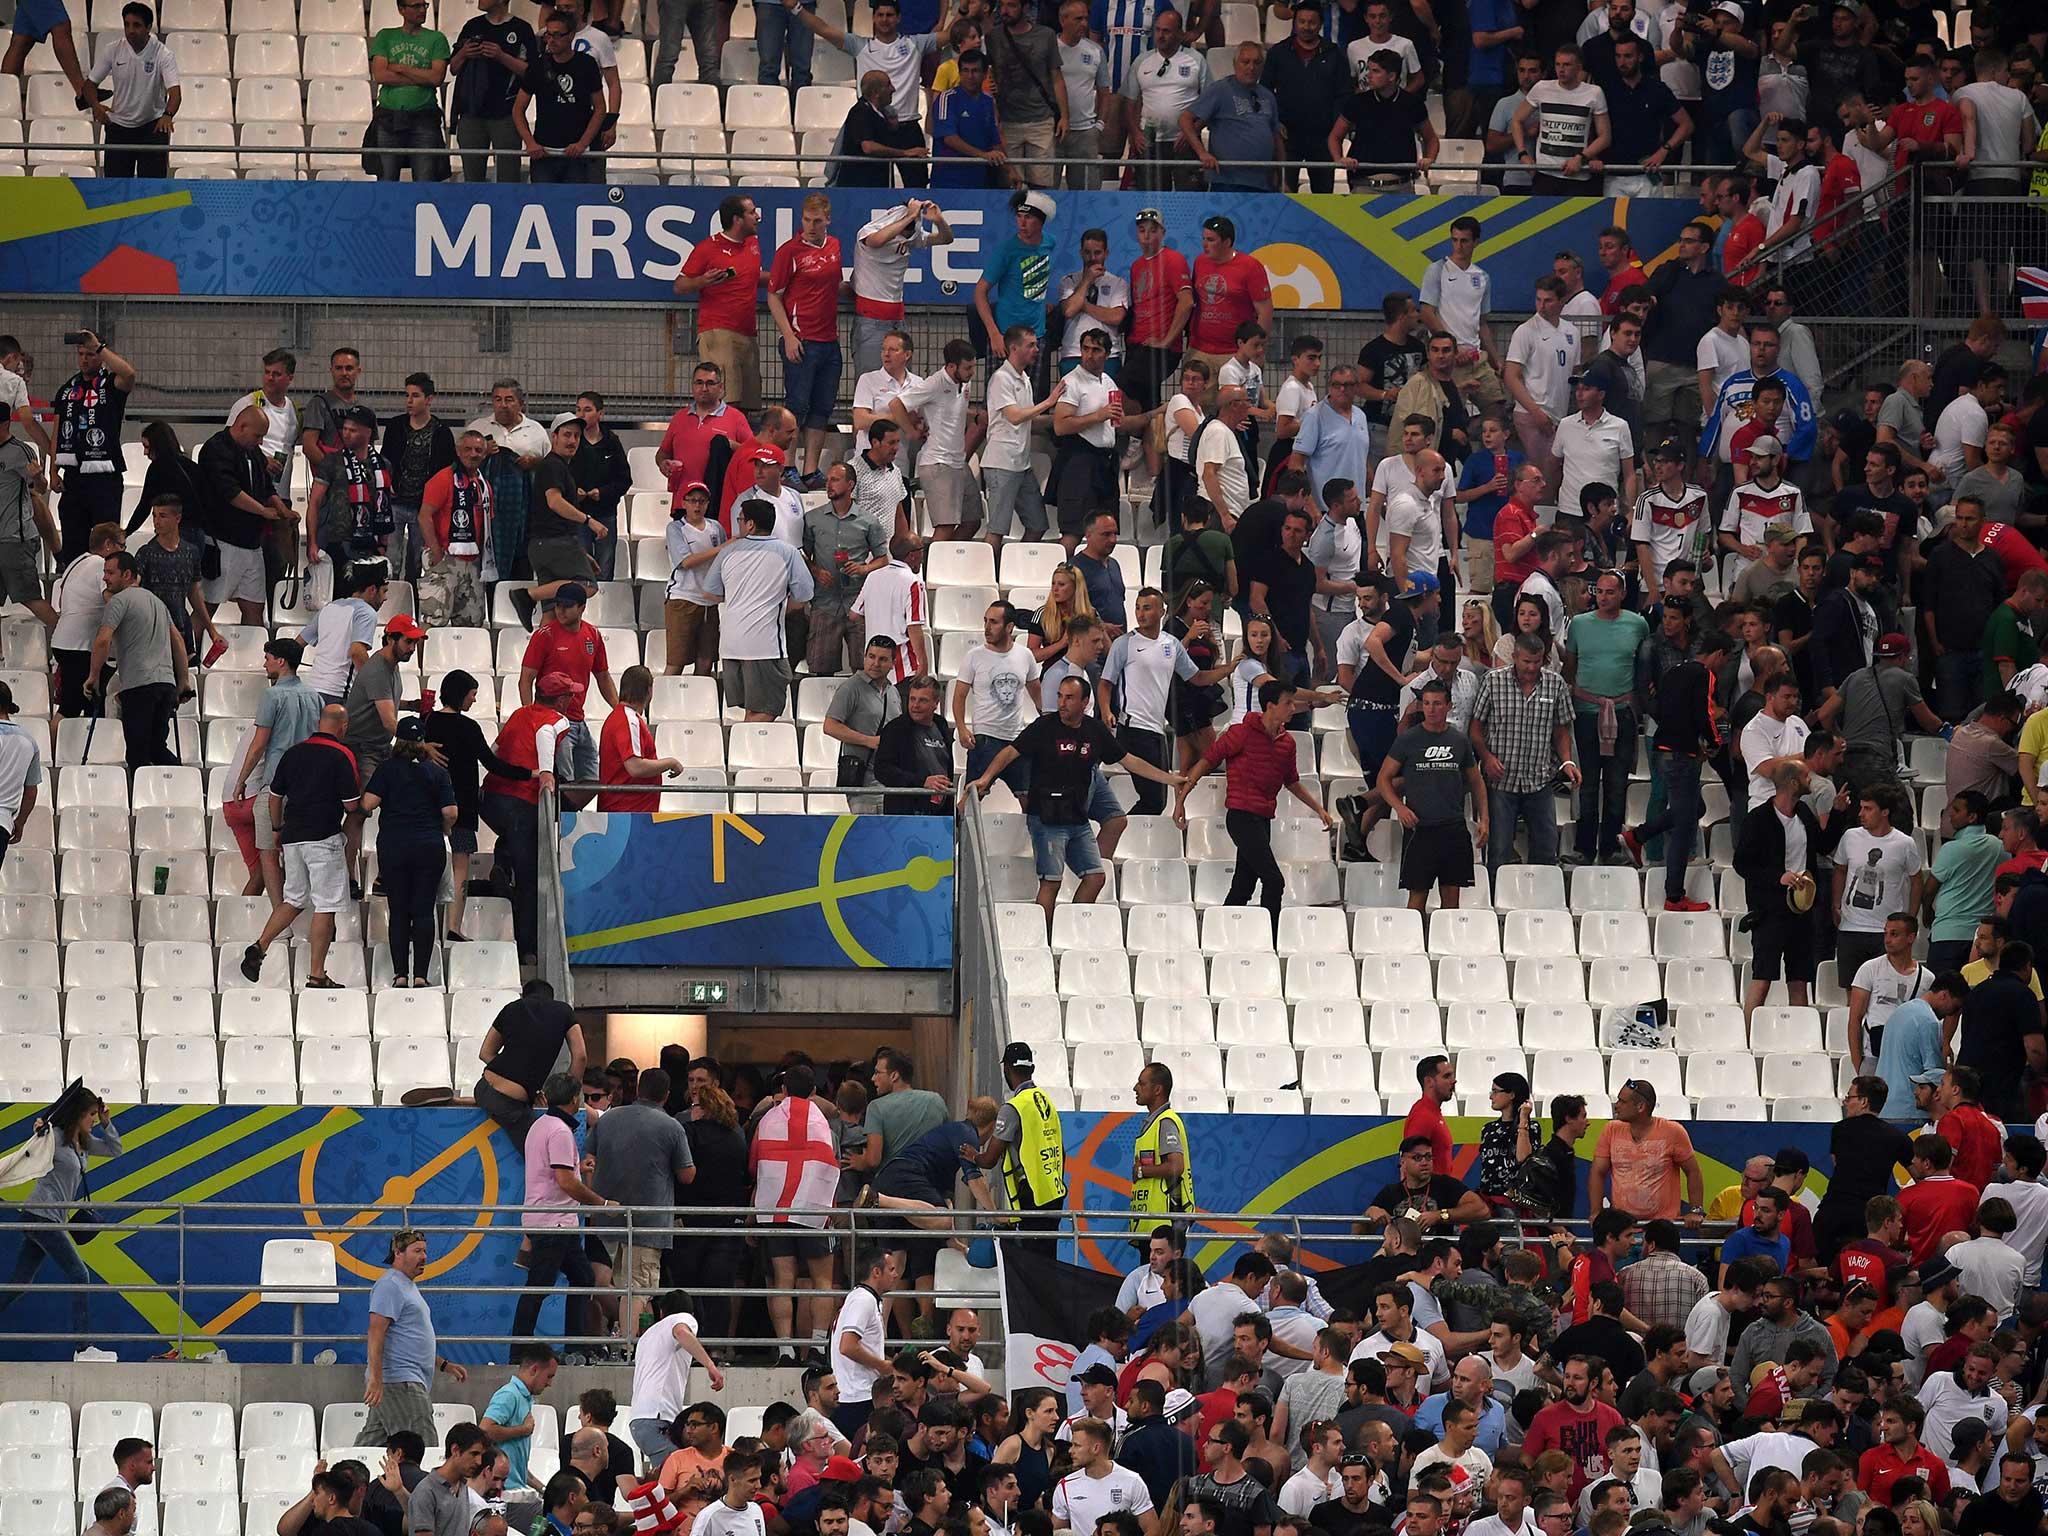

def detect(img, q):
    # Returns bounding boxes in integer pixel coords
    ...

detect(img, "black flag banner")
[998,1244,1127,1394]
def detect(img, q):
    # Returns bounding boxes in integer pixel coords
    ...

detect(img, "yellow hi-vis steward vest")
[1004,1083,1068,1210]
[1130,1107,1193,1216]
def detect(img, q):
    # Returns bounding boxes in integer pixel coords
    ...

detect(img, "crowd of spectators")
[9,0,2047,195]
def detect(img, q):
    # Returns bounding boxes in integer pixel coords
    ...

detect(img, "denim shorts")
[1029,815,1102,880]
[786,339,843,431]
[1086,768,1123,824]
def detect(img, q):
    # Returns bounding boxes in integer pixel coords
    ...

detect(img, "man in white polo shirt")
[982,326,1065,551]
[89,3,181,179]
[1504,276,1575,494]
[892,338,982,541]
[1052,1417,1155,1535]
[1099,585,1226,816]
[731,444,806,548]
[702,499,816,722]
[828,1248,903,1438]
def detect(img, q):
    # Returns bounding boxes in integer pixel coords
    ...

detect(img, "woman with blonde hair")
[1460,598,1500,673]
[1894,1499,1939,1536]
[1027,562,1094,665]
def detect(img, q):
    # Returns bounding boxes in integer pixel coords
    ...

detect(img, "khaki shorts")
[254,786,280,852]
[700,327,762,411]
[921,464,983,529]
[1466,539,1496,594]
[618,1241,663,1295]
[664,597,719,672]
[282,833,349,914]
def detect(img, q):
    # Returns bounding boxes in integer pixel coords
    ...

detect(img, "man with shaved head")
[199,400,300,627]
[240,701,362,989]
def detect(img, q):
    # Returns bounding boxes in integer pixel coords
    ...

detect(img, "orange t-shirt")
[1595,1118,1696,1220]
[660,1444,729,1526]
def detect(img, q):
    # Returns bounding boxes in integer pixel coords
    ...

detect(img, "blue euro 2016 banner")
[0,1104,1837,1362]
[559,808,955,967]
[0,178,1700,306]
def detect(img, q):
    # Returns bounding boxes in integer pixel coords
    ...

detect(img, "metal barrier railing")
[0,1196,1734,1356]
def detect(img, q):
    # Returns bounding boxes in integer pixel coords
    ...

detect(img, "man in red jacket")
[1935,1066,2005,1192]
[1896,1134,1981,1265]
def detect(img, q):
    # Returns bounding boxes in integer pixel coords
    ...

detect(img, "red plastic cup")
[419,688,435,715]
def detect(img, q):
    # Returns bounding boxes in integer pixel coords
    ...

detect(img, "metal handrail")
[0,137,1755,178]
[0,1195,1735,1354]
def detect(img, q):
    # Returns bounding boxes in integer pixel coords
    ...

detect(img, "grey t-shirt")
[1838,665,1921,761]
[587,1102,695,1246]
[102,585,177,691]
[406,1469,473,1536]
[866,1086,948,1170]
[1955,465,2028,527]
[1385,724,1477,825]
[344,652,402,753]
[988,22,1062,122]
[824,673,901,770]
[1876,390,1924,451]
[0,437,39,544]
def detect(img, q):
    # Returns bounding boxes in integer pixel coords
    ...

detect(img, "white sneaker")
[72,1346,117,1362]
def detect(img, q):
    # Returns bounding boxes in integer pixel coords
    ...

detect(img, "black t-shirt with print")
[527,51,604,146]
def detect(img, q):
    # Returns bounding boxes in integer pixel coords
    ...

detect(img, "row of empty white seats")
[1010,903,1746,962]
[1007,992,1849,1055]
[3,971,516,1033]
[989,1031,1844,1104]
[0,1031,502,1105]
[1001,946,1851,1014]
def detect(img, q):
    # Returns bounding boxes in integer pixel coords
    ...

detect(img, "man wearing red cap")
[519,582,618,787]
[663,480,725,678]
[342,611,428,891]
[483,672,576,961]
[734,443,807,548]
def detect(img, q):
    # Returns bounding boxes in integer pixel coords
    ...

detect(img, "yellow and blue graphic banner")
[559,809,954,967]
[0,179,1700,304]
[0,1105,1831,1361]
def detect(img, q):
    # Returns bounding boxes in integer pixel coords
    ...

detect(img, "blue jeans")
[560,720,600,783]
[1934,649,1981,723]
[388,501,425,585]
[967,734,1029,793]
[0,1217,92,1348]
[756,0,816,88]
[1487,785,1557,875]
[1632,750,1703,903]
[1573,707,1635,861]
[786,340,843,432]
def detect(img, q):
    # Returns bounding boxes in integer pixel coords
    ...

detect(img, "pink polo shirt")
[523,1113,579,1230]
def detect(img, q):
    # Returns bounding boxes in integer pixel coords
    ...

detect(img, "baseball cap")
[1712,1,1743,16]
[1162,1389,1199,1425]
[1577,366,1613,395]
[1876,631,1910,658]
[1686,1366,1726,1395]
[680,480,711,498]
[1653,439,1687,462]
[821,1457,864,1484]
[1135,207,1164,227]
[1399,571,1441,600]
[1077,1363,1119,1388]
[748,443,787,467]
[551,583,587,610]
[384,613,427,640]
[1762,525,1799,546]
[536,670,579,701]
[1002,1041,1036,1072]
[394,716,426,744]
[549,410,581,432]
[1910,1067,1947,1087]
[1747,434,1784,459]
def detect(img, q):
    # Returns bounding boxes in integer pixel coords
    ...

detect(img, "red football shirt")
[1812,152,1863,248]
[1857,1443,1950,1504]
[1599,262,1648,314]
[1937,1103,2003,1191]
[1980,520,2048,585]
[520,619,609,723]
[1128,247,1193,348]
[1897,1173,1981,1263]
[1189,252,1270,354]
[657,404,755,507]
[1722,213,1765,285]
[768,234,845,344]
[597,706,661,812]
[682,229,763,335]
[1402,1094,1454,1172]
[1886,97,1960,170]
